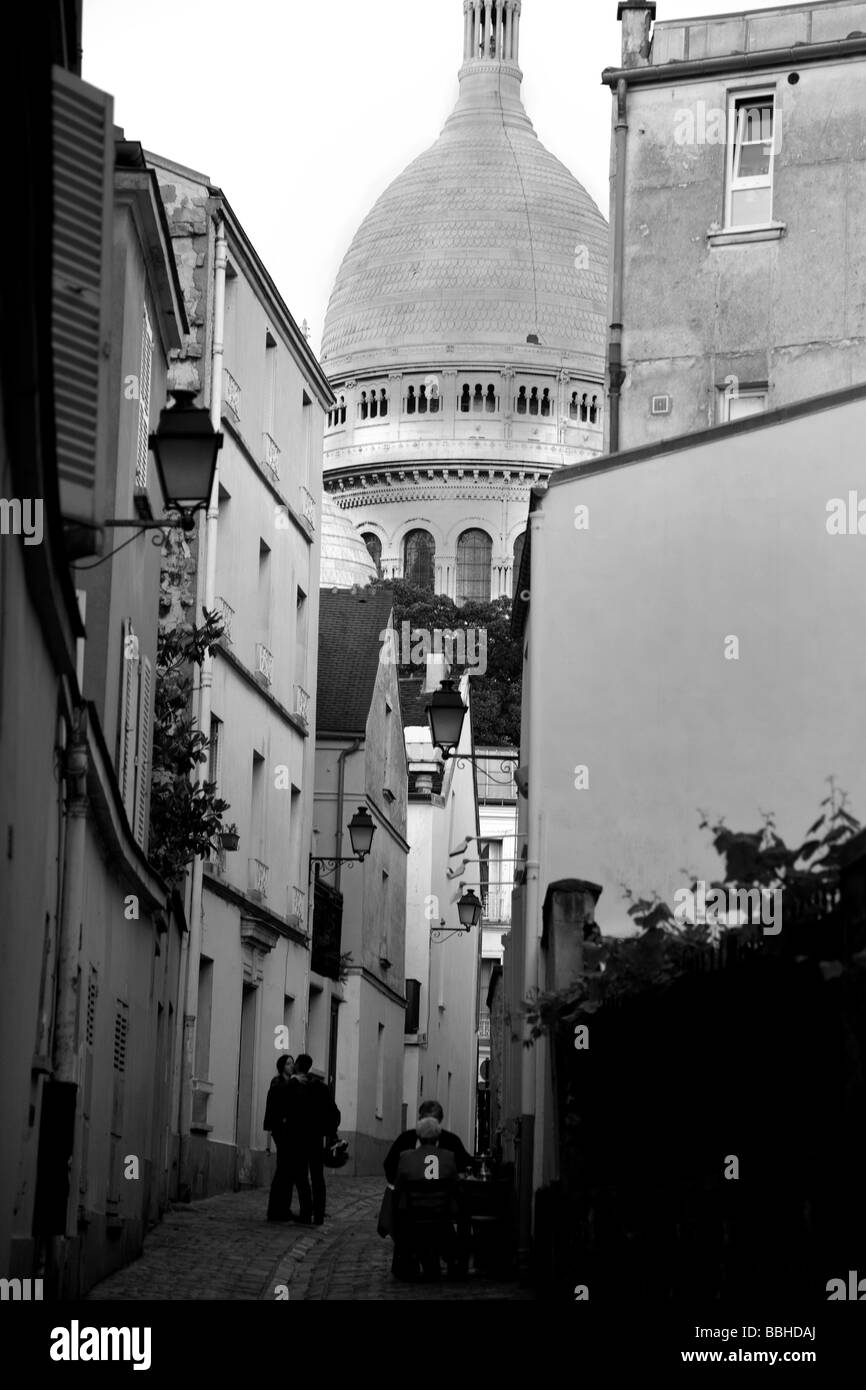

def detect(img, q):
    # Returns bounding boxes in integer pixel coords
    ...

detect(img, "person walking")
[264,1054,296,1222]
[286,1054,341,1226]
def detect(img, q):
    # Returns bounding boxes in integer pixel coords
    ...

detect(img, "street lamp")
[427,678,519,775]
[103,389,223,538]
[457,888,483,930]
[150,390,223,531]
[346,806,375,860]
[431,885,484,942]
[310,806,376,879]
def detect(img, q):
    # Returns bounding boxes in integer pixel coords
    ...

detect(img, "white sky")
[83,0,797,354]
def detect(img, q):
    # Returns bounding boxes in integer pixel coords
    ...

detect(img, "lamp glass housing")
[347,806,375,859]
[150,391,222,515]
[457,888,483,929]
[427,679,466,752]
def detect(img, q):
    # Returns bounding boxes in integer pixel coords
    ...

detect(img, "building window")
[570,390,601,424]
[362,532,382,577]
[512,532,525,599]
[461,382,498,414]
[403,529,435,592]
[717,385,768,423]
[456,528,491,605]
[726,92,775,228]
[516,386,527,415]
[328,394,346,428]
[406,385,417,415]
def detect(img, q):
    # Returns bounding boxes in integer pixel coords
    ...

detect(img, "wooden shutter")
[135,307,153,489]
[133,655,153,850]
[51,67,114,527]
[108,1001,128,1213]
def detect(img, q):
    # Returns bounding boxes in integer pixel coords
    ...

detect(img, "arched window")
[456,529,491,605]
[369,391,378,419]
[380,389,389,418]
[512,533,525,599]
[359,390,368,421]
[589,394,600,424]
[406,385,417,415]
[472,384,484,413]
[569,391,579,420]
[460,384,471,413]
[418,385,428,415]
[485,384,496,413]
[516,386,527,415]
[362,532,382,577]
[540,388,551,417]
[403,529,435,592]
[529,387,540,416]
[339,395,346,424]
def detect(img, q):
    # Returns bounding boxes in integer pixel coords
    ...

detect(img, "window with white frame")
[717,385,768,423]
[726,92,776,228]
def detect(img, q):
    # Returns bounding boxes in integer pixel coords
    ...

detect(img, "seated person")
[384,1101,473,1185]
[393,1117,460,1281]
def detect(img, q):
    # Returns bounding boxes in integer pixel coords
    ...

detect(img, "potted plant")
[219,823,240,852]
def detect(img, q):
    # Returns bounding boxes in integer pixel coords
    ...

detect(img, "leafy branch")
[148,607,231,883]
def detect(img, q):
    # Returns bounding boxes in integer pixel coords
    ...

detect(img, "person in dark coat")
[393,1117,461,1281]
[383,1101,473,1184]
[265,1054,295,1221]
[285,1054,341,1225]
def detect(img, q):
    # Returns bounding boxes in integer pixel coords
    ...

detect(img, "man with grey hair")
[384,1100,473,1184]
[393,1114,461,1281]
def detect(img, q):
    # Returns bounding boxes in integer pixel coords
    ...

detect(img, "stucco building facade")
[149,155,332,1199]
[605,0,866,452]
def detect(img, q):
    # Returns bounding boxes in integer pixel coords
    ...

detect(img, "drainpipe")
[518,497,546,1267]
[335,739,362,895]
[53,706,89,1088]
[607,77,628,455]
[178,214,226,1181]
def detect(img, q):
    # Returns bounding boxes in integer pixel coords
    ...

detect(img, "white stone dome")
[319,491,378,589]
[321,7,608,380]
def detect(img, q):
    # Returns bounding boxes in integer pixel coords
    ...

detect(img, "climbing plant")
[148,607,231,883]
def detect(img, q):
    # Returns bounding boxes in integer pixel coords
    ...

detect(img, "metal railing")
[263,432,281,485]
[255,643,273,686]
[294,684,310,725]
[300,486,316,531]
[249,857,269,901]
[223,368,241,421]
[214,596,235,646]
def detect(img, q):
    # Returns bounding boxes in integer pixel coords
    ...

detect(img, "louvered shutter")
[118,619,139,817]
[133,655,153,849]
[135,307,153,489]
[51,68,114,527]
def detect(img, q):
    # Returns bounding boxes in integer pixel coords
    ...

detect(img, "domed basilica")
[321,0,609,603]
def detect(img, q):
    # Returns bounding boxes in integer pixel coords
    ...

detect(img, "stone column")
[513,1,520,63]
[505,0,514,60]
[473,0,481,59]
[464,0,474,61]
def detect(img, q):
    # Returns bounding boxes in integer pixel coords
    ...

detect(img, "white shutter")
[51,67,114,526]
[119,619,139,815]
[135,307,153,489]
[133,655,153,849]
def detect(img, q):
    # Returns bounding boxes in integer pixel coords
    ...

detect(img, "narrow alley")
[86,1177,534,1303]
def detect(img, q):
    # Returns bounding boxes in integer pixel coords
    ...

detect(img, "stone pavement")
[86,1174,534,1302]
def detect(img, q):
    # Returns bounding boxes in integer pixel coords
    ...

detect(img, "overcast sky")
[83,0,796,354]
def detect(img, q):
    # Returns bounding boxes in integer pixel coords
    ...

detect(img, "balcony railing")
[223,368,241,422]
[255,643,273,686]
[482,889,511,923]
[206,840,226,876]
[249,858,269,901]
[214,596,235,646]
[294,684,310,726]
[300,486,316,531]
[291,884,306,923]
[478,1015,491,1040]
[262,432,281,485]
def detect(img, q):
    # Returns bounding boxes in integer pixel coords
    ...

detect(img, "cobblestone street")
[86,1175,534,1302]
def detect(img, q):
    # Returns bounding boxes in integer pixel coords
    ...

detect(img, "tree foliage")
[373,580,523,746]
[525,779,862,1042]
[148,607,230,884]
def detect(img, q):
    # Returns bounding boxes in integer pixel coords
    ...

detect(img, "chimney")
[617,1,656,69]
[424,652,451,693]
